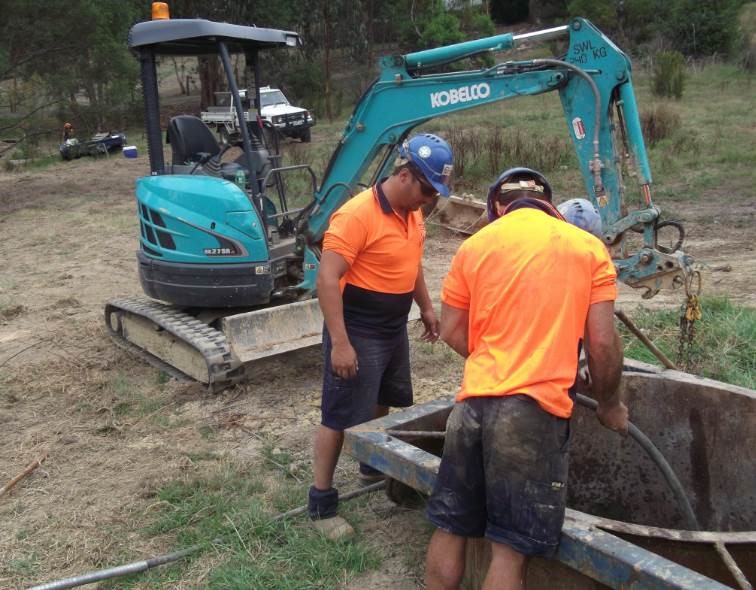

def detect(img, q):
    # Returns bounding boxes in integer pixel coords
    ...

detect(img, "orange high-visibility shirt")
[441,207,617,417]
[323,184,425,336]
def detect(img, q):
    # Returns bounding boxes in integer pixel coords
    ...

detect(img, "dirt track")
[0,151,754,588]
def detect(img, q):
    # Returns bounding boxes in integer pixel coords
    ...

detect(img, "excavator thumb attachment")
[425,194,488,235]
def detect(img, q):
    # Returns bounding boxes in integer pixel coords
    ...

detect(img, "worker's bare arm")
[317,250,357,379]
[584,300,627,433]
[414,264,439,342]
[440,302,469,358]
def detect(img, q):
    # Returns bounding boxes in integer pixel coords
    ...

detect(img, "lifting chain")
[677,270,702,370]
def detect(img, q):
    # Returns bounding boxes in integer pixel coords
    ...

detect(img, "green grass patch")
[103,458,379,589]
[620,296,755,389]
[7,553,40,576]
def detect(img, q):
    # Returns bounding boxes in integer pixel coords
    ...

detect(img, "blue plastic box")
[123,145,138,158]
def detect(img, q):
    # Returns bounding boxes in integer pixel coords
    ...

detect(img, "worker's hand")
[419,306,440,342]
[331,341,358,380]
[596,400,629,435]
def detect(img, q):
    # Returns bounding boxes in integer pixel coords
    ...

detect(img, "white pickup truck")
[201,86,315,144]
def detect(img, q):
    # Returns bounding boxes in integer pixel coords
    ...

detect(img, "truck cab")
[258,86,315,143]
[201,87,315,145]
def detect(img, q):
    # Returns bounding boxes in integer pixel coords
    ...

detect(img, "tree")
[0,0,143,135]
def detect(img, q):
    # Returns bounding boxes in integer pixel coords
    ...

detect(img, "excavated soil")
[0,149,753,589]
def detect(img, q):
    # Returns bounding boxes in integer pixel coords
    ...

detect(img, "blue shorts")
[426,395,570,557]
[321,326,412,431]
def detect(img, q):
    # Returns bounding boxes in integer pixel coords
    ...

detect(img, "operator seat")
[167,115,222,165]
[167,115,271,186]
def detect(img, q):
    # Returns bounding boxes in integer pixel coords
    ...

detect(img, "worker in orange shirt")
[425,168,627,590]
[309,134,454,539]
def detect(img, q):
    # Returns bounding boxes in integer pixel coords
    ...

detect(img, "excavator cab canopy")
[128,19,301,55]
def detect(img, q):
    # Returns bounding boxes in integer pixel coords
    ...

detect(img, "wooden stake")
[0,452,48,498]
[615,310,678,370]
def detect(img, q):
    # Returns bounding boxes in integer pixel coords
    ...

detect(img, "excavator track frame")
[104,297,244,392]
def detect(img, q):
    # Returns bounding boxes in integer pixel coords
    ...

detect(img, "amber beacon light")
[152,2,170,20]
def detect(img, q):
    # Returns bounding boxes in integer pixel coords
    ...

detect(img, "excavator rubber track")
[104,297,244,392]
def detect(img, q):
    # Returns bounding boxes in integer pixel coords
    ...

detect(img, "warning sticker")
[572,117,586,140]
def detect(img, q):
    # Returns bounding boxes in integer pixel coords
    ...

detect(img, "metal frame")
[343,363,754,589]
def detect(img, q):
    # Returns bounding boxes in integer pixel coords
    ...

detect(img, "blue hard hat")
[486,167,553,221]
[558,198,603,238]
[398,133,453,197]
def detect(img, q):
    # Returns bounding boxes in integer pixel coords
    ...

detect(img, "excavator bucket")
[425,194,488,235]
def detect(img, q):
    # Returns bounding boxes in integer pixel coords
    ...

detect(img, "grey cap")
[558,198,603,238]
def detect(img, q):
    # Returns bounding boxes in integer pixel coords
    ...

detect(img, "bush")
[660,0,742,57]
[566,0,618,31]
[420,13,466,48]
[652,51,686,99]
[641,103,681,146]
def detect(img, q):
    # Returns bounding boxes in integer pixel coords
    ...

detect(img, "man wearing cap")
[425,168,627,589]
[308,133,454,539]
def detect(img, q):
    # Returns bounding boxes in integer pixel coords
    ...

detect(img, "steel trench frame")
[344,393,733,589]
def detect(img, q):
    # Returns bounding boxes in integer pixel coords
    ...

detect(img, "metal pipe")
[28,482,387,590]
[513,25,570,44]
[217,41,263,219]
[385,430,446,439]
[139,50,164,175]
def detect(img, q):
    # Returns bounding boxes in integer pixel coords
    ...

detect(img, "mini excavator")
[105,8,692,390]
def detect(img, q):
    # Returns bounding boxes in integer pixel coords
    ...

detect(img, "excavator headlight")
[152,2,170,20]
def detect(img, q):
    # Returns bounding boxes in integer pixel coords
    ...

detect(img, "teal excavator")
[105,8,692,390]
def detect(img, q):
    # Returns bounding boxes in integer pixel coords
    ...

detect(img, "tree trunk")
[198,56,222,111]
[171,57,187,95]
[323,2,333,121]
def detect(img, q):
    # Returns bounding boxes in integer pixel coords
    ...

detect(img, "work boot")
[358,462,386,485]
[308,486,354,540]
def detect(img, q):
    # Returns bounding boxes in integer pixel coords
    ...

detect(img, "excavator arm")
[298,18,691,298]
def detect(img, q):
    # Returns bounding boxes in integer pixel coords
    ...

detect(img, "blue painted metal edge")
[344,397,733,590]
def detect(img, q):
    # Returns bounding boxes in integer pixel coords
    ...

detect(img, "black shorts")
[426,395,570,557]
[320,326,412,431]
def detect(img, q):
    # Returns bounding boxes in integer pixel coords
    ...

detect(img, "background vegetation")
[1,0,753,155]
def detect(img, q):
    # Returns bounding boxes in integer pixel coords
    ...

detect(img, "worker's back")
[441,206,617,417]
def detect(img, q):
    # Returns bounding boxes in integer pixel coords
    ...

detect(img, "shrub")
[641,103,681,146]
[652,51,686,99]
[661,0,742,57]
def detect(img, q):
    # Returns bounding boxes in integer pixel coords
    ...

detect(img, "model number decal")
[430,83,491,109]
[204,247,234,255]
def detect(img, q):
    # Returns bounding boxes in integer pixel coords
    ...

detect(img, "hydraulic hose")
[576,393,751,589]
[575,393,699,530]
[531,58,604,198]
